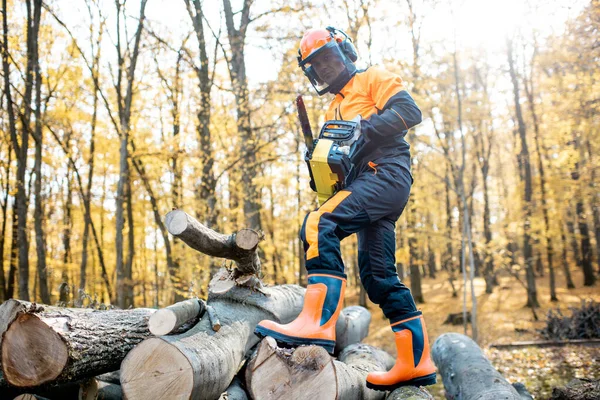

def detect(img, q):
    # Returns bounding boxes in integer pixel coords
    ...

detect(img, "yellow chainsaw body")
[310,139,343,205]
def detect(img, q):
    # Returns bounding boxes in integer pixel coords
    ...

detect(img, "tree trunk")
[185,0,218,230]
[0,299,154,387]
[0,143,12,301]
[524,55,557,301]
[427,240,436,279]
[78,3,102,295]
[432,332,522,399]
[245,338,395,400]
[507,37,538,308]
[408,192,424,303]
[114,0,147,309]
[3,0,19,301]
[125,172,135,306]
[576,198,595,286]
[16,0,43,301]
[445,168,458,297]
[571,135,595,286]
[32,35,50,304]
[587,140,600,275]
[482,172,495,293]
[222,0,262,232]
[566,207,582,268]
[121,282,305,400]
[560,223,576,289]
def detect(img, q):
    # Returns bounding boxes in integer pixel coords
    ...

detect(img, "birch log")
[0,299,154,387]
[334,305,371,354]
[431,333,522,400]
[165,210,261,278]
[387,386,435,400]
[120,282,305,400]
[245,338,395,400]
[148,298,205,336]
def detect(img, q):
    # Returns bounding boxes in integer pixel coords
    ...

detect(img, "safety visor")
[299,41,348,95]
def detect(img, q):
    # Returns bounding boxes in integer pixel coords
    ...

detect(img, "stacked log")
[0,211,437,400]
[334,305,371,354]
[432,333,528,400]
[120,280,305,400]
[0,299,154,388]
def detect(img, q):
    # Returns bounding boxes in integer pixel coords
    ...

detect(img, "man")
[255,26,436,391]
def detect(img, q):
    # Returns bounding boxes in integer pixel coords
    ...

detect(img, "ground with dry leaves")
[344,268,600,399]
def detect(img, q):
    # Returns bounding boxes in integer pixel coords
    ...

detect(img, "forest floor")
[350,269,600,399]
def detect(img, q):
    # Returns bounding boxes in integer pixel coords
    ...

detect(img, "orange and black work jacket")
[325,66,422,174]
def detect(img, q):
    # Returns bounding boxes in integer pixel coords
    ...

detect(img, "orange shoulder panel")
[365,66,406,110]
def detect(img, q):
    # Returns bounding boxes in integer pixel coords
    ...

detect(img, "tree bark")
[334,305,371,355]
[408,194,424,303]
[570,135,595,286]
[148,298,205,336]
[566,207,583,268]
[246,338,395,400]
[586,139,600,275]
[184,0,219,230]
[387,386,434,400]
[0,142,12,301]
[560,223,576,289]
[524,51,557,301]
[0,299,154,387]
[507,37,539,308]
[432,332,522,400]
[114,0,148,309]
[120,282,305,400]
[165,210,261,278]
[32,31,50,304]
[222,0,262,232]
[15,0,43,301]
[80,30,100,292]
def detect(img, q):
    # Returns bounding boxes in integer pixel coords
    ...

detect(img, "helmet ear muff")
[339,39,358,62]
[326,26,358,62]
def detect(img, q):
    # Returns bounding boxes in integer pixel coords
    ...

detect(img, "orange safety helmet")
[297,27,358,95]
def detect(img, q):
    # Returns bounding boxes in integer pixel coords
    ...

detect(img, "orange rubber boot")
[366,312,437,391]
[254,273,346,354]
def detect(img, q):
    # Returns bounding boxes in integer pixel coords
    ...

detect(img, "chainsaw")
[296,95,359,205]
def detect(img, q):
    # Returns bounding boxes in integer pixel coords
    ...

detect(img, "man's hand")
[339,114,362,147]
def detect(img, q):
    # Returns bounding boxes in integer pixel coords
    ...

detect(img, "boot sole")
[254,325,336,354]
[366,372,437,391]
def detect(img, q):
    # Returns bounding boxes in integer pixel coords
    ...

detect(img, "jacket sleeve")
[360,67,422,140]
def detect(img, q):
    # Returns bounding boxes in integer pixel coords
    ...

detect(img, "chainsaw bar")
[295,95,314,153]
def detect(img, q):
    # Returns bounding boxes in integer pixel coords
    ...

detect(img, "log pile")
[0,299,154,388]
[0,211,436,399]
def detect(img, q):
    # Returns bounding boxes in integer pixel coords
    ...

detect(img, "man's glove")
[339,114,362,147]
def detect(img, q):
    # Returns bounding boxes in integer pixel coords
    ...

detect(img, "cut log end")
[246,339,337,400]
[235,229,260,251]
[148,309,178,336]
[1,314,68,387]
[165,210,188,236]
[121,338,193,400]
